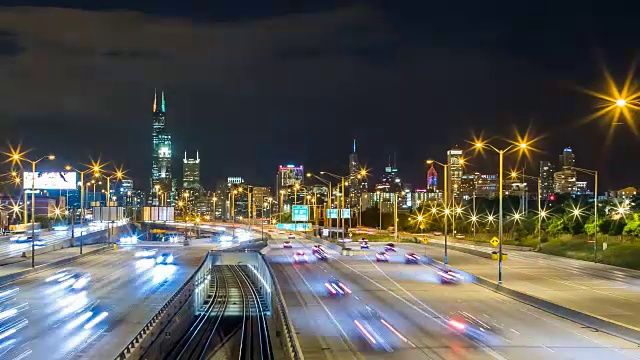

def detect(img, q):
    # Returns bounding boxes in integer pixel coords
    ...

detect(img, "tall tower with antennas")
[348,139,362,208]
[150,90,173,205]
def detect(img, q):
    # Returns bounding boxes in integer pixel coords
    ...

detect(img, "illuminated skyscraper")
[447,146,463,201]
[278,165,304,187]
[348,139,361,207]
[183,151,200,190]
[426,163,437,191]
[150,90,172,205]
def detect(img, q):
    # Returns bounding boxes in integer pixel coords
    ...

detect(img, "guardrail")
[262,254,304,360]
[115,251,212,359]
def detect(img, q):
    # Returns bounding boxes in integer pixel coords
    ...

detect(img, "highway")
[0,222,112,261]
[399,239,640,329]
[265,234,640,359]
[0,244,209,360]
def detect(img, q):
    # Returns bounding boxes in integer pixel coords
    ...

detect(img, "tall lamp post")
[102,169,124,207]
[212,197,218,221]
[426,160,450,264]
[569,166,599,261]
[65,163,102,252]
[376,191,382,230]
[509,171,545,249]
[13,154,55,268]
[474,140,528,284]
[307,173,332,229]
[319,171,366,239]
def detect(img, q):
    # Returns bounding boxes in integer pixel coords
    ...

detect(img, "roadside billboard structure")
[23,172,77,190]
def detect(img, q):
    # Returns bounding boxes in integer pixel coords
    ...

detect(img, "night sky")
[1,1,640,191]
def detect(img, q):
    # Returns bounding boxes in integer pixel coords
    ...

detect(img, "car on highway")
[0,287,29,357]
[375,252,389,262]
[283,240,293,248]
[455,234,466,239]
[324,278,352,296]
[66,301,109,331]
[53,225,70,231]
[447,311,493,339]
[288,233,295,239]
[360,238,369,249]
[384,242,396,252]
[46,269,92,292]
[293,251,308,263]
[155,252,174,265]
[9,234,45,246]
[312,244,324,253]
[432,231,442,236]
[314,249,328,261]
[353,305,406,350]
[135,248,158,258]
[404,252,421,264]
[437,268,464,284]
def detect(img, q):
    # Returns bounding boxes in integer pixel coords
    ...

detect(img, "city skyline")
[1,4,640,191]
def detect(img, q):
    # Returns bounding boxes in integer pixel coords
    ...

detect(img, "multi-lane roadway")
[0,243,209,360]
[0,223,111,261]
[266,234,640,359]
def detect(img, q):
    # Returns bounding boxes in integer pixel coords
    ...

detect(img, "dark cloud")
[0,4,639,191]
[0,29,23,56]
[101,49,167,59]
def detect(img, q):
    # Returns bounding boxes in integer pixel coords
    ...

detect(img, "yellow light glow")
[578,61,640,138]
[48,155,55,160]
[417,216,423,221]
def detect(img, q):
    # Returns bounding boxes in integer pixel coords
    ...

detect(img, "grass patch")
[540,237,640,269]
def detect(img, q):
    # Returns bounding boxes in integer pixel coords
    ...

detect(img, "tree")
[623,214,640,237]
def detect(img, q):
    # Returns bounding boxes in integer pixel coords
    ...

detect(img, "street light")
[426,160,450,264]
[568,166,599,261]
[13,153,55,268]
[307,173,332,231]
[509,170,546,249]
[212,197,218,221]
[319,171,362,240]
[474,140,528,284]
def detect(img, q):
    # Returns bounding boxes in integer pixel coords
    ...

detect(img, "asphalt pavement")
[265,235,640,360]
[0,223,111,260]
[0,244,209,360]
[399,240,640,330]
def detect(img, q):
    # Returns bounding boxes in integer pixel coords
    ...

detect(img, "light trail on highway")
[265,233,640,359]
[0,245,208,360]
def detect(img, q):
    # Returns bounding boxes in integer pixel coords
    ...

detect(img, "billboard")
[291,205,309,222]
[143,206,175,222]
[93,207,125,221]
[326,209,351,219]
[23,172,77,190]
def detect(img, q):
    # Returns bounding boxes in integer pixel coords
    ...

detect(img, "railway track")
[166,265,272,360]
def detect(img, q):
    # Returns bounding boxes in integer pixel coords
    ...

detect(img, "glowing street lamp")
[473,138,530,284]
[426,159,451,264]
[10,152,55,268]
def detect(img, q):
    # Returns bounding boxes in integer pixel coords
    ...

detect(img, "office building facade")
[183,151,201,190]
[447,147,463,201]
[278,165,304,187]
[475,174,498,199]
[554,170,577,194]
[539,161,555,199]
